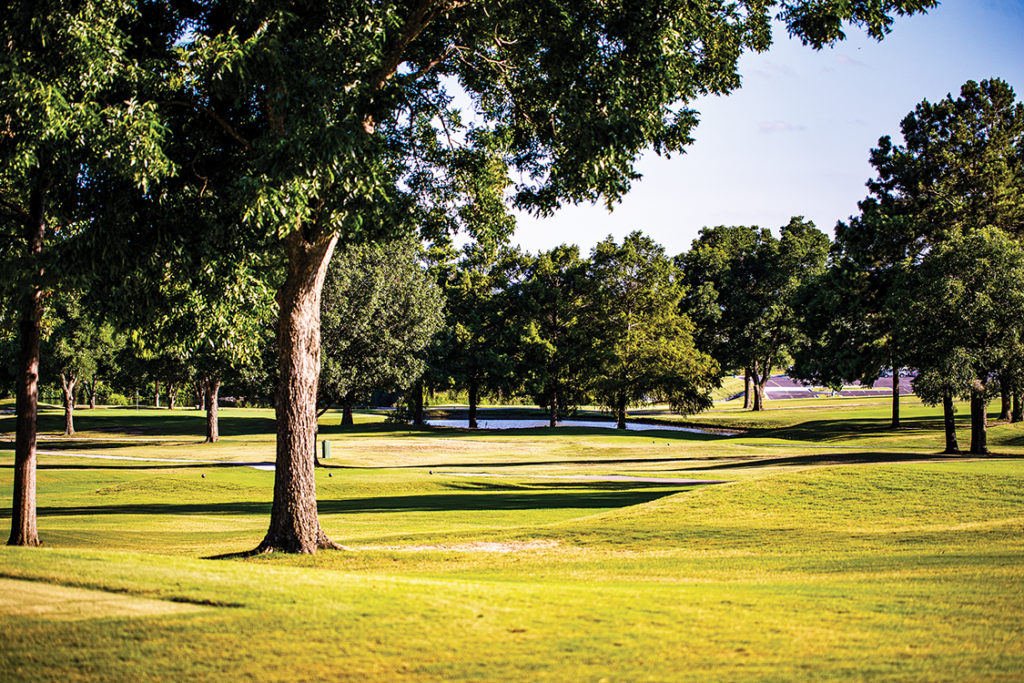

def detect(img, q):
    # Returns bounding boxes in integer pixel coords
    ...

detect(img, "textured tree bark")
[204,378,220,443]
[969,386,988,455]
[999,382,1012,422]
[942,391,959,454]
[168,383,176,410]
[616,391,626,429]
[341,390,355,426]
[154,380,161,408]
[743,368,752,409]
[88,379,97,409]
[1012,390,1022,423]
[61,375,76,436]
[9,182,46,547]
[750,365,766,412]
[257,230,340,554]
[412,379,424,426]
[468,378,478,429]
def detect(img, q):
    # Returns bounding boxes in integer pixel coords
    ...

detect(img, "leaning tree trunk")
[616,391,627,429]
[969,383,988,456]
[942,391,959,455]
[9,181,47,547]
[1013,390,1022,423]
[468,377,479,429]
[204,377,220,443]
[61,374,77,436]
[257,230,340,554]
[341,390,355,426]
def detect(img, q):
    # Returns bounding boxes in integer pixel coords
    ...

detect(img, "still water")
[425,418,712,434]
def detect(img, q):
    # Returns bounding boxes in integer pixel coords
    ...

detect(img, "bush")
[105,392,131,406]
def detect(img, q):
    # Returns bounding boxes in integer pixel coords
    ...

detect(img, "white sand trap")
[0,578,210,621]
[358,540,560,553]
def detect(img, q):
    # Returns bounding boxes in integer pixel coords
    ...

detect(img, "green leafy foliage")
[590,232,719,424]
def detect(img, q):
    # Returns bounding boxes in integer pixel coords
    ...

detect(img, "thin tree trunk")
[204,378,220,443]
[999,381,1012,422]
[891,373,900,429]
[61,374,76,436]
[1012,390,1022,423]
[468,378,479,429]
[154,379,161,408]
[341,390,355,426]
[9,179,46,547]
[743,368,752,409]
[257,229,340,554]
[969,384,988,456]
[168,383,176,410]
[412,379,424,426]
[88,378,97,409]
[549,385,558,428]
[616,391,626,429]
[942,391,959,455]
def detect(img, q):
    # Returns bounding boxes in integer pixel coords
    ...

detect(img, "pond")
[424,418,714,434]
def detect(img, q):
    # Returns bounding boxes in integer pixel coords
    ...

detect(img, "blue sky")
[511,0,1024,256]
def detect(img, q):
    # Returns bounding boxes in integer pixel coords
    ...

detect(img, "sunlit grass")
[0,398,1022,679]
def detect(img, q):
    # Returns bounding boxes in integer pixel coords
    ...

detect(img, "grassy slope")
[0,400,1022,680]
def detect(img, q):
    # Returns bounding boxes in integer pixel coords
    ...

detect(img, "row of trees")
[794,78,1024,456]
[2,0,939,551]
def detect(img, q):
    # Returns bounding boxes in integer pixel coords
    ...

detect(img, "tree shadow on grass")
[0,489,678,519]
[678,451,1020,471]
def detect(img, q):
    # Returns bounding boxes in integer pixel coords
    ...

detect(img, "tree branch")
[166,100,251,151]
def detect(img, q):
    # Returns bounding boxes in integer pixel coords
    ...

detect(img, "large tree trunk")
[341,389,355,426]
[942,391,959,455]
[412,379,424,426]
[61,374,77,436]
[9,181,46,547]
[257,230,340,554]
[743,368,752,409]
[549,385,558,428]
[1013,390,1022,423]
[616,391,626,429]
[204,377,220,443]
[468,377,479,429]
[969,384,988,456]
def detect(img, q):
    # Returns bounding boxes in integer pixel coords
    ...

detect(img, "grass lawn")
[0,398,1022,680]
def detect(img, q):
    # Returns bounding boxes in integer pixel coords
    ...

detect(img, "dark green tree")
[904,227,1024,455]
[683,218,829,411]
[590,232,718,428]
[319,236,444,427]
[435,245,522,429]
[160,0,935,552]
[1,1,173,545]
[513,245,597,427]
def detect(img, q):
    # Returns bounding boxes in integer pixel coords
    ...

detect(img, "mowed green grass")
[0,399,1022,680]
